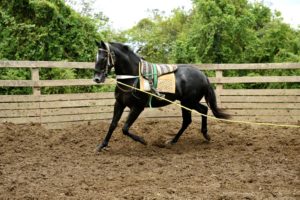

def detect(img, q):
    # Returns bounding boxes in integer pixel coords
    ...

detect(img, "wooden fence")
[0,61,299,129]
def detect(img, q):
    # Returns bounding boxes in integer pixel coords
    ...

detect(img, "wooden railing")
[0,61,299,128]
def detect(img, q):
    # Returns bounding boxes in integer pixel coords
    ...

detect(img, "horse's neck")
[115,57,140,76]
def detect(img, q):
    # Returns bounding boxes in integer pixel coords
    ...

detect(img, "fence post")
[216,69,223,106]
[31,68,41,95]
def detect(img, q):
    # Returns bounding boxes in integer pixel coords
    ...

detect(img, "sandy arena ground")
[0,119,299,199]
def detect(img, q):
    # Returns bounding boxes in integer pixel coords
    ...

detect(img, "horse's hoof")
[151,138,172,148]
[164,139,172,145]
[203,133,211,142]
[165,138,177,145]
[139,137,148,145]
[96,144,109,152]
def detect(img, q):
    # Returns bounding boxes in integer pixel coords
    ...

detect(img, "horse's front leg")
[122,106,147,145]
[96,101,125,151]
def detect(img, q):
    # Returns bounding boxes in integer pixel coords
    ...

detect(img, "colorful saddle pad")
[140,60,178,80]
[139,60,177,94]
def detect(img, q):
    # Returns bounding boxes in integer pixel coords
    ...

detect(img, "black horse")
[94,41,229,151]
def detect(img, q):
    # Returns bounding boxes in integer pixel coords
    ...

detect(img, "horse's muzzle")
[93,72,106,83]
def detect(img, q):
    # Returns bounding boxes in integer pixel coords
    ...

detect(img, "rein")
[116,78,139,94]
[116,75,139,93]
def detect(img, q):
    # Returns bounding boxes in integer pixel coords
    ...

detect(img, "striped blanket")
[140,60,178,80]
[139,60,178,94]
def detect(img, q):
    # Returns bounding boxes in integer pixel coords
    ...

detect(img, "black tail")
[205,81,230,119]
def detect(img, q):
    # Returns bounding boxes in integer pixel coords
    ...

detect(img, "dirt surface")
[0,119,299,199]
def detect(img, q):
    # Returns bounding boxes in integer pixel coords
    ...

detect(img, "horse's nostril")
[94,77,101,83]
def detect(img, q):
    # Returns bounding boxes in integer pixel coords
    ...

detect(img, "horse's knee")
[184,117,192,125]
[182,110,192,125]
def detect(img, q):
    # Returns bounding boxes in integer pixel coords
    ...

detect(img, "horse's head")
[93,41,115,83]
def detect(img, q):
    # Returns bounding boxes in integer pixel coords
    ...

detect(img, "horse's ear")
[123,44,131,52]
[95,40,106,48]
[95,40,101,47]
[123,45,129,50]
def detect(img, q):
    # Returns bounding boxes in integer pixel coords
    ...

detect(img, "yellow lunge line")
[116,80,300,129]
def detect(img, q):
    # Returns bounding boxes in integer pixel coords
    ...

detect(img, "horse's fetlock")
[122,128,129,135]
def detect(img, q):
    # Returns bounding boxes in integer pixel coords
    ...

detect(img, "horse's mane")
[109,42,141,60]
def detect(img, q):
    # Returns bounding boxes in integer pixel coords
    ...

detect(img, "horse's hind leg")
[122,106,147,145]
[171,107,192,144]
[96,101,125,151]
[194,103,210,141]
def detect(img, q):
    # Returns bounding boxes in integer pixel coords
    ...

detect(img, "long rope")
[115,80,300,129]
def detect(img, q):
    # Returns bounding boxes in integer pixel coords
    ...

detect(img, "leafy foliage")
[125,0,300,64]
[125,0,300,89]
[0,0,103,61]
[0,0,118,94]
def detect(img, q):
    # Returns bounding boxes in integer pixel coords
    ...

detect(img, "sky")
[262,0,300,28]
[76,0,300,30]
[93,0,192,30]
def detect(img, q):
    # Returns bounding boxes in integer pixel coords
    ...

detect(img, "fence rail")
[0,61,299,129]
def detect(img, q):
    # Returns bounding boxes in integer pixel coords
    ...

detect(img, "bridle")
[96,42,139,80]
[94,42,141,96]
[96,42,115,76]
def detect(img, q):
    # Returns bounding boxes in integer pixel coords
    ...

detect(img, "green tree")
[125,8,190,63]
[125,0,299,89]
[0,0,118,94]
[0,0,107,61]
[127,0,300,64]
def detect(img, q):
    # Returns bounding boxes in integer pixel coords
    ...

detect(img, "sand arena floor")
[0,119,299,199]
